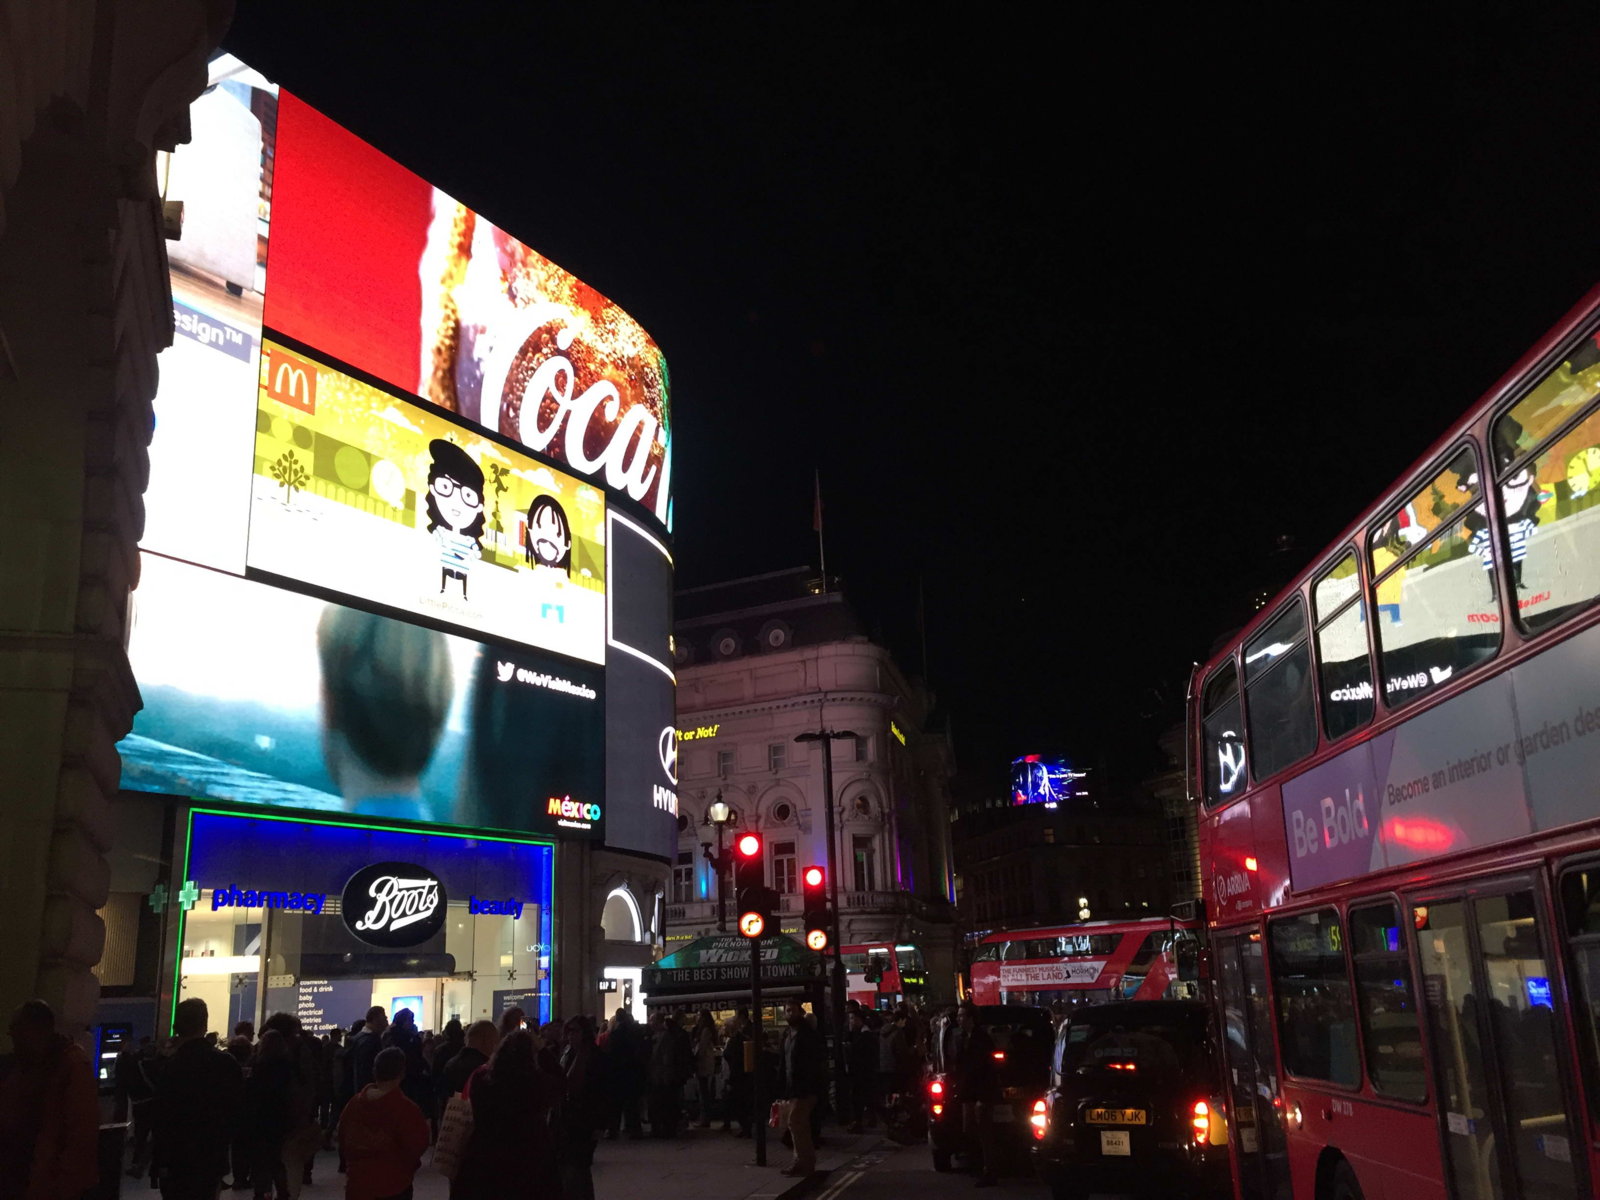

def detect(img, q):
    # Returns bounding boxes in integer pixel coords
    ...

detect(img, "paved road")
[810,1138,1053,1200]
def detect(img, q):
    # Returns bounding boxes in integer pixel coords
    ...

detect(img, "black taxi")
[1032,1000,1229,1200]
[927,1004,1053,1175]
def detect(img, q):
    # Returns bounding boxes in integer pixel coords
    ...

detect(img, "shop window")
[179,812,556,1037]
[1348,902,1426,1102]
[1243,599,1317,780]
[1268,908,1360,1087]
[1369,444,1500,708]
[1493,345,1600,632]
[1201,661,1245,807]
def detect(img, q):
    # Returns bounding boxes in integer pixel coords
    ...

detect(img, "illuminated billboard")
[122,554,604,840]
[1011,756,1087,807]
[264,92,671,525]
[123,53,674,858]
[249,341,607,664]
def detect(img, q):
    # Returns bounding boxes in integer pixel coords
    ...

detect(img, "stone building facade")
[667,569,958,1005]
[0,0,231,1039]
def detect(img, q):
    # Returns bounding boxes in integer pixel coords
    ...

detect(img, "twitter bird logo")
[496,660,516,682]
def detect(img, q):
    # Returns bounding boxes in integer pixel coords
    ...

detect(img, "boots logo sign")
[341,862,446,948]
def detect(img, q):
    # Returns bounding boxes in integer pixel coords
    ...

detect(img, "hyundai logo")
[658,726,678,785]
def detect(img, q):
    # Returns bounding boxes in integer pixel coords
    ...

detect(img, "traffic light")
[734,831,778,938]
[802,864,830,952]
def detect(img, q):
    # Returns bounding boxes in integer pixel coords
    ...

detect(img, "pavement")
[248,1121,889,1200]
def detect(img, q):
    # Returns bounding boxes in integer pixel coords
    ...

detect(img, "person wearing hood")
[339,1047,430,1200]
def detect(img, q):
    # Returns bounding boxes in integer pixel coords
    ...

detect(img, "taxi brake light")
[1030,1098,1048,1140]
[1192,1099,1210,1141]
[991,1050,1006,1060]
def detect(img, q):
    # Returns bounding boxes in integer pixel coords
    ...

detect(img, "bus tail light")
[930,1079,944,1097]
[1031,1098,1048,1140]
[931,1103,944,1116]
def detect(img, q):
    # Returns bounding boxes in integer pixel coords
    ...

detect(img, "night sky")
[225,5,1600,786]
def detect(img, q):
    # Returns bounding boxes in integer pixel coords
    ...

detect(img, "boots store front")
[173,812,555,1034]
[93,53,680,1048]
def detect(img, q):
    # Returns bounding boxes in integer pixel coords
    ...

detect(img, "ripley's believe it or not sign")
[118,55,676,858]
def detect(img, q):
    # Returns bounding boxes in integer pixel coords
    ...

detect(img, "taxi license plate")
[1087,1108,1147,1125]
[990,1104,1013,1122]
[1100,1130,1132,1156]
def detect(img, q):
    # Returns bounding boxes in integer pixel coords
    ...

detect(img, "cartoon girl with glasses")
[425,439,486,599]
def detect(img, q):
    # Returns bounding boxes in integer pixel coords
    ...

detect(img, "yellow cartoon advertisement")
[248,340,607,664]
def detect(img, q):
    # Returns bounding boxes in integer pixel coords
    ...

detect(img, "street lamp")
[795,726,857,1123]
[701,792,736,932]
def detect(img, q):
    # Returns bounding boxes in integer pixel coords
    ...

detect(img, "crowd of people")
[1,993,956,1200]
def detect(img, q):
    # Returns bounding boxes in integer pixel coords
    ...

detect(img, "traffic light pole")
[751,934,767,1166]
[817,731,851,1125]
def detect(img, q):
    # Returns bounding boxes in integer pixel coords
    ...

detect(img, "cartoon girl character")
[1461,465,1540,588]
[425,439,486,599]
[524,494,572,575]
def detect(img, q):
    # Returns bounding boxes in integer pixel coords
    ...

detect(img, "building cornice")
[678,689,898,725]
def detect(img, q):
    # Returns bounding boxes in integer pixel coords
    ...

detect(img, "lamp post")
[795,726,856,1124]
[701,792,735,933]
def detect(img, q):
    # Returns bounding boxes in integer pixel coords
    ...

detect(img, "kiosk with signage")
[642,933,823,1020]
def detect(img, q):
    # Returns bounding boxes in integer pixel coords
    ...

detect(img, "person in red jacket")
[0,1000,101,1200]
[338,1047,431,1200]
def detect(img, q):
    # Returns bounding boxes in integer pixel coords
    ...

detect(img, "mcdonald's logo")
[265,348,317,413]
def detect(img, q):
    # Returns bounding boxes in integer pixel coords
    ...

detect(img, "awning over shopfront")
[642,933,822,1004]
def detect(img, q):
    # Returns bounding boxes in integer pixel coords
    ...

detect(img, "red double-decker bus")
[1193,283,1600,1200]
[967,917,1200,1007]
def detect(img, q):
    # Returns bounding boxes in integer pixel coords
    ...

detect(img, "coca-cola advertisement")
[263,90,670,525]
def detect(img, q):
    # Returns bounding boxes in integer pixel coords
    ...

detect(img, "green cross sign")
[177,880,200,911]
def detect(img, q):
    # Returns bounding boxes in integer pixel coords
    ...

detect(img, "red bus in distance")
[967,917,1200,1007]
[842,943,930,1009]
[1193,283,1600,1200]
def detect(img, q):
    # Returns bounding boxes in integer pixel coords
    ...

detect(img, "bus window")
[1202,661,1246,807]
[1558,864,1600,1125]
[1348,902,1426,1102]
[972,943,999,963]
[1369,444,1500,709]
[1313,551,1374,741]
[1243,599,1317,780]
[1493,350,1600,632]
[1268,909,1360,1087]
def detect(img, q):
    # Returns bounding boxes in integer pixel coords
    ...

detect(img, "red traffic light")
[735,833,763,859]
[738,911,766,938]
[803,865,825,888]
